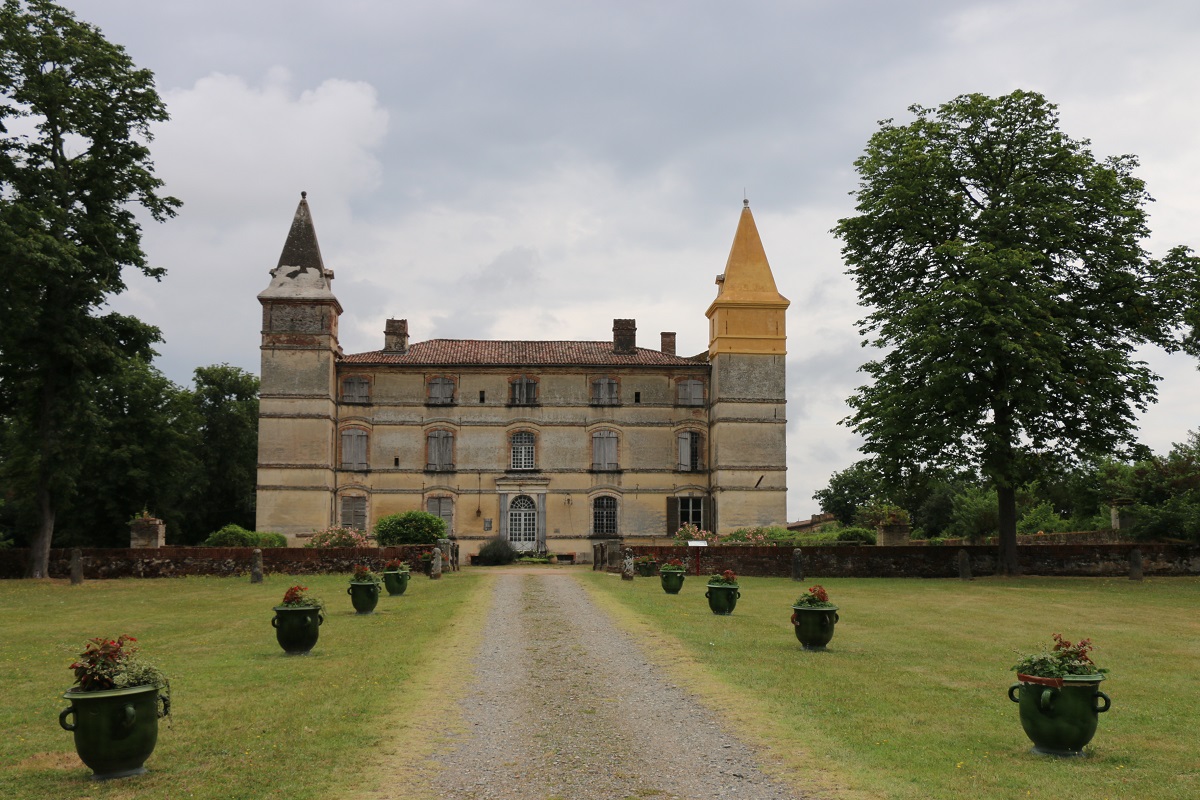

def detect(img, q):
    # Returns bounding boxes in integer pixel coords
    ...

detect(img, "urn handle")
[159,692,171,719]
[1007,683,1021,703]
[271,615,279,629]
[317,612,325,626]
[830,612,840,625]
[58,706,75,731]
[704,590,711,599]
[1095,691,1112,713]
[120,703,137,729]
[1038,688,1057,711]
[347,587,353,596]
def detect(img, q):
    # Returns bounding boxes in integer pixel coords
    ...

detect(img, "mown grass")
[0,571,482,800]
[581,572,1200,800]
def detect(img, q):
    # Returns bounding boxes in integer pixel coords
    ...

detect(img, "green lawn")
[0,572,483,800]
[582,572,1200,800]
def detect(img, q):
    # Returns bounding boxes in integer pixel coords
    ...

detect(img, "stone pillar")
[1129,548,1143,581]
[437,539,454,571]
[70,548,83,585]
[251,549,264,584]
[430,548,443,579]
[957,549,973,581]
[791,548,804,582]
[130,516,166,548]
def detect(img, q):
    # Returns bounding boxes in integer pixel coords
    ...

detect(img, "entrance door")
[507,495,537,551]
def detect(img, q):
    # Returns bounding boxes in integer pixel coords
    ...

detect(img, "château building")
[255,195,789,558]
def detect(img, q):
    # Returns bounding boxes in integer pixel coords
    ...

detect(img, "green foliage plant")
[383,559,410,573]
[854,501,910,528]
[278,585,323,612]
[305,526,372,548]
[707,569,738,586]
[1013,633,1107,680]
[254,531,287,548]
[835,527,876,545]
[834,88,1200,576]
[202,524,256,547]
[475,536,517,565]
[68,635,169,717]
[349,564,381,588]
[659,558,686,573]
[793,584,835,608]
[374,511,446,545]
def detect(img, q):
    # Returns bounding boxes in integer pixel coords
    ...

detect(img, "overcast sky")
[56,0,1200,521]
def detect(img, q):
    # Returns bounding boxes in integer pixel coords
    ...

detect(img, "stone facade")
[256,196,789,557]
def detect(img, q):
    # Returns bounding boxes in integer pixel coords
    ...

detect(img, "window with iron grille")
[590,377,619,405]
[341,428,369,470]
[427,377,455,405]
[677,379,705,406]
[510,431,535,470]
[593,496,617,535]
[510,377,538,405]
[591,430,618,470]
[676,430,702,472]
[341,376,370,404]
[426,429,454,471]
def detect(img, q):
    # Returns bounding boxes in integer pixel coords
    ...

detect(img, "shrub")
[836,527,876,545]
[203,524,257,547]
[305,526,372,548]
[254,532,288,548]
[475,536,516,566]
[854,501,910,528]
[374,511,446,546]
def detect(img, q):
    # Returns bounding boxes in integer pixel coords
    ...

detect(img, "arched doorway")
[508,495,537,551]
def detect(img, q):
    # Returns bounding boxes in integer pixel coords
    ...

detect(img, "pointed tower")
[256,193,342,539]
[705,201,789,533]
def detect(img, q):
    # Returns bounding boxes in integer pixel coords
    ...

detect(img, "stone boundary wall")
[0,546,436,580]
[610,543,1200,579]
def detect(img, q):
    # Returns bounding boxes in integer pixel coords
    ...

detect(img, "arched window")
[511,431,535,470]
[593,496,617,535]
[508,495,537,549]
[340,428,369,470]
[426,429,454,471]
[591,430,618,470]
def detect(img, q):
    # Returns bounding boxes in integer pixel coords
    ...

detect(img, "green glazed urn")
[382,570,410,596]
[347,582,380,614]
[660,571,685,594]
[1008,674,1111,756]
[790,606,839,651]
[635,561,658,577]
[272,605,323,654]
[705,584,740,615]
[59,684,165,780]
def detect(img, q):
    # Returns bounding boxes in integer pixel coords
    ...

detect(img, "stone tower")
[705,201,789,533]
[255,193,341,538]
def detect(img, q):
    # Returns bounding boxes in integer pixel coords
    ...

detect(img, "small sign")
[687,540,708,547]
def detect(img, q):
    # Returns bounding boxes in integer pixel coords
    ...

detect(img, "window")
[340,496,367,530]
[679,497,704,527]
[427,377,455,405]
[508,495,537,549]
[591,430,618,470]
[341,376,369,404]
[590,378,619,405]
[593,496,617,535]
[426,429,454,471]
[427,497,453,535]
[510,431,535,470]
[677,379,705,406]
[341,428,369,470]
[677,431,702,472]
[510,377,538,405]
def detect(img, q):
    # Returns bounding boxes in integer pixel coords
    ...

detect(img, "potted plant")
[857,501,911,545]
[347,564,382,614]
[790,585,840,650]
[419,549,435,576]
[659,558,686,594]
[1008,634,1112,756]
[272,585,324,654]
[633,554,658,577]
[382,559,411,596]
[704,569,740,615]
[58,635,170,780]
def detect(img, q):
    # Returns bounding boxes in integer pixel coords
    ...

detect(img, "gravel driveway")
[424,571,812,799]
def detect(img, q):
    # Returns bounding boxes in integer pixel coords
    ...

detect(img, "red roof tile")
[341,340,708,367]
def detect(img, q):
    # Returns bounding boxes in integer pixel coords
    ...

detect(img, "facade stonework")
[256,196,789,557]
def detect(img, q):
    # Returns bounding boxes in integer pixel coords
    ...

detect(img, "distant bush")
[255,532,288,548]
[305,526,372,548]
[202,525,287,547]
[374,511,446,546]
[475,536,517,566]
[836,527,876,545]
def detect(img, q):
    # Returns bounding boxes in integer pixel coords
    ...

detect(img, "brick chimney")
[660,332,676,356]
[612,319,636,355]
[384,318,408,353]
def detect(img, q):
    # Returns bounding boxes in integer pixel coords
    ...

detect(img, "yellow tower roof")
[706,201,789,356]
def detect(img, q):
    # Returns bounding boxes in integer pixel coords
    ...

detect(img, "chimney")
[660,332,676,356]
[612,319,637,355]
[384,318,408,353]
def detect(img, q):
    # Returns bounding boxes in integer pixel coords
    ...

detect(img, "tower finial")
[301,190,307,199]
[743,197,749,208]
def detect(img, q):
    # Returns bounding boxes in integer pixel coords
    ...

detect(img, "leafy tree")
[813,460,883,525]
[834,90,1200,574]
[187,365,259,541]
[0,0,178,576]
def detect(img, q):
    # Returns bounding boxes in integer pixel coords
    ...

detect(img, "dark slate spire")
[258,192,339,305]
[276,191,326,273]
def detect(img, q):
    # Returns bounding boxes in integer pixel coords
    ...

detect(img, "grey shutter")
[430,378,454,404]
[593,431,617,470]
[341,496,367,530]
[427,430,453,470]
[427,497,453,534]
[666,497,679,535]
[342,429,368,470]
[702,496,714,532]
[677,432,690,471]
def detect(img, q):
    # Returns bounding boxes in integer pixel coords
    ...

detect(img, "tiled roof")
[341,340,708,367]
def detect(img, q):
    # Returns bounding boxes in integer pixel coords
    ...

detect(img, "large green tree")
[834,90,1199,574]
[187,364,259,541]
[0,0,178,576]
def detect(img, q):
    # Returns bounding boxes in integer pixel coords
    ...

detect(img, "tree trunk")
[27,486,55,578]
[996,484,1020,576]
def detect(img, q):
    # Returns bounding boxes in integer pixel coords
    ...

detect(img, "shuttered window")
[593,496,617,535]
[427,497,453,535]
[511,431,535,470]
[510,377,538,405]
[341,428,369,470]
[590,378,619,405]
[341,496,367,530]
[677,379,704,406]
[591,430,618,470]
[427,377,455,405]
[677,431,701,471]
[342,377,370,403]
[426,430,454,471]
